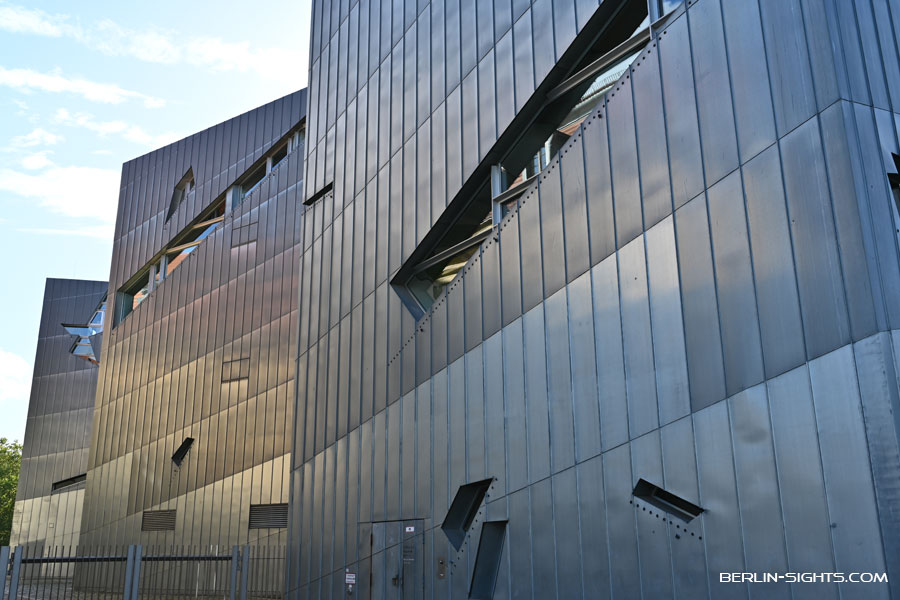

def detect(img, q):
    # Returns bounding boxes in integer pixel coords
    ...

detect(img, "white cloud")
[53,108,178,148]
[0,3,71,37]
[0,2,304,83]
[92,149,112,156]
[18,224,113,240]
[0,165,120,222]
[93,19,181,64]
[20,151,53,170]
[0,347,31,442]
[7,127,63,148]
[0,66,165,107]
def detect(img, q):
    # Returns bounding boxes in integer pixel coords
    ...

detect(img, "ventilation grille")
[249,503,289,529]
[51,473,86,494]
[141,509,176,532]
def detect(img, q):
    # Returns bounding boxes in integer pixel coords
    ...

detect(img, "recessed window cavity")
[171,437,195,467]
[303,181,333,206]
[442,478,493,551]
[114,199,225,327]
[249,503,289,529]
[888,153,900,223]
[222,357,251,382]
[63,297,106,364]
[167,168,195,222]
[394,4,649,318]
[632,478,703,522]
[142,509,177,532]
[236,125,305,208]
[51,473,86,494]
[469,521,508,600]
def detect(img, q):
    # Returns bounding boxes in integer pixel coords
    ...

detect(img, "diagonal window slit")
[633,478,703,522]
[393,0,650,319]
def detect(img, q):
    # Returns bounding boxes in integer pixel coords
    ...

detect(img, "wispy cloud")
[0,3,70,37]
[7,127,63,148]
[18,225,113,240]
[53,108,178,148]
[0,66,165,107]
[0,165,120,222]
[20,151,54,170]
[0,2,304,82]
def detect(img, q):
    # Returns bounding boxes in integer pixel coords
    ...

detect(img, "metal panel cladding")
[12,278,107,547]
[81,90,307,548]
[289,0,900,597]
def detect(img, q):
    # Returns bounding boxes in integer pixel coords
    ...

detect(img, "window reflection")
[64,298,106,365]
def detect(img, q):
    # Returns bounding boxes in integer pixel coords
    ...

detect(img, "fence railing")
[0,544,284,599]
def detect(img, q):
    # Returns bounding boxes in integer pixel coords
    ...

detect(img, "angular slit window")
[63,297,106,364]
[167,167,195,221]
[271,143,289,170]
[469,521,507,600]
[442,478,493,551]
[241,163,267,202]
[51,473,86,494]
[171,437,195,467]
[632,478,703,522]
[394,8,649,319]
[164,200,225,279]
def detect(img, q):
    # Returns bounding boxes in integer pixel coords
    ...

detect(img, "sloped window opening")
[632,478,703,522]
[167,168,195,222]
[63,297,106,365]
[469,521,508,600]
[114,198,225,327]
[51,473,86,494]
[442,478,493,551]
[888,153,900,225]
[393,0,649,319]
[171,437,195,467]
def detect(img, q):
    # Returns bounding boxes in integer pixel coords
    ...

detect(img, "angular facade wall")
[81,90,307,547]
[12,278,107,547]
[290,0,900,598]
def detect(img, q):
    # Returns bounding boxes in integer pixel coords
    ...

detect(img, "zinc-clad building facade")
[289,0,900,598]
[80,90,307,548]
[12,278,107,548]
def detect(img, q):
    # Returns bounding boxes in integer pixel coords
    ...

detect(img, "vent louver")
[141,509,176,532]
[249,503,289,529]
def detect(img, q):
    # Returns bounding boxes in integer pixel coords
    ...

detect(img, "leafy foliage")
[0,438,22,545]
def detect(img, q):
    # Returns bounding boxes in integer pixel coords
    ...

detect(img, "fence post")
[0,547,9,600]
[240,545,250,600]
[124,545,135,600]
[7,547,22,600]
[130,545,142,599]
[230,546,239,600]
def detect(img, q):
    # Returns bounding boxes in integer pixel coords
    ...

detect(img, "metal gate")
[0,545,284,599]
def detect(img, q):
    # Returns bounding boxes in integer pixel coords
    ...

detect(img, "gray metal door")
[368,520,423,600]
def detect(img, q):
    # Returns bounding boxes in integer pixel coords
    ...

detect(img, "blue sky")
[0,0,311,443]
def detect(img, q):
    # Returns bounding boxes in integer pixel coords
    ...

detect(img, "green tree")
[0,438,22,545]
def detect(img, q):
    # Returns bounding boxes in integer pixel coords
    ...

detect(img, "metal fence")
[0,545,284,599]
